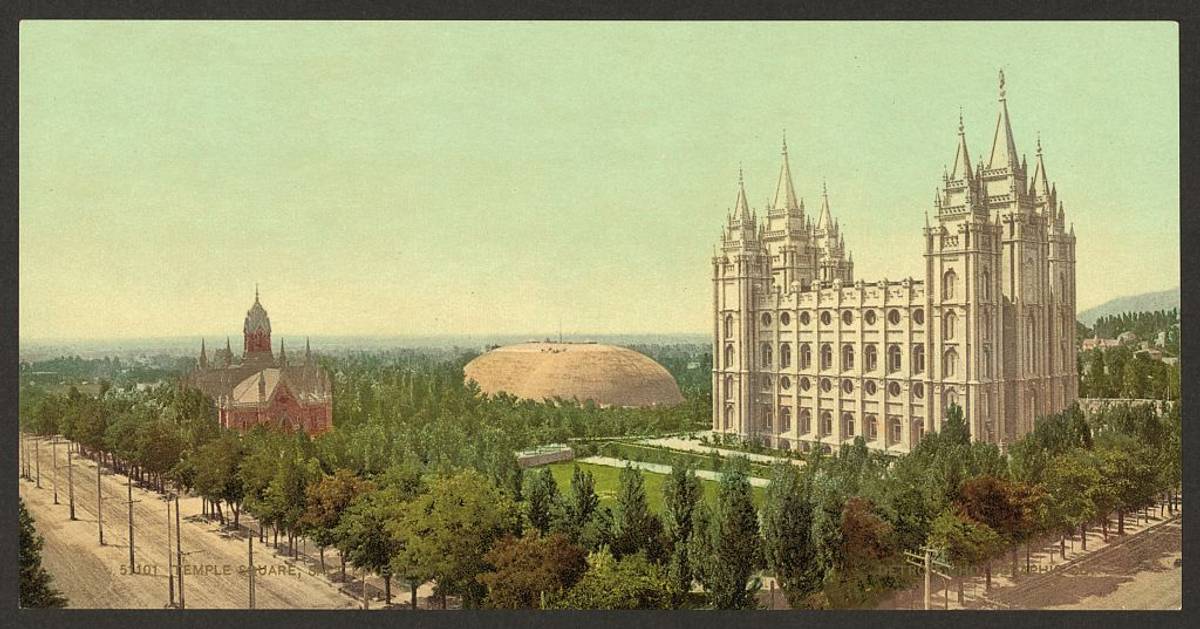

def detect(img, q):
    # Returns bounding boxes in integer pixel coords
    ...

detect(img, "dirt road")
[18,436,359,609]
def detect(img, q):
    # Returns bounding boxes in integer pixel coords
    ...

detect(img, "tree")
[19,499,67,608]
[551,548,672,609]
[1044,451,1100,556]
[523,466,562,536]
[477,532,587,608]
[302,469,374,575]
[926,509,1004,603]
[956,475,1024,587]
[661,462,702,606]
[266,451,317,557]
[193,431,245,526]
[611,465,665,561]
[388,469,518,608]
[688,457,761,609]
[336,486,404,604]
[761,461,820,607]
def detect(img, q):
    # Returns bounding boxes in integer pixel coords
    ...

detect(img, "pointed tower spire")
[950,107,973,180]
[255,283,260,304]
[987,69,1019,170]
[816,180,833,230]
[733,166,751,220]
[279,339,287,367]
[772,130,800,211]
[225,336,233,364]
[1030,132,1051,198]
[199,339,208,369]
[305,337,312,364]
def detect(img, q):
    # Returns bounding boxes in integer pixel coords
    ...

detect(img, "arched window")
[913,344,926,374]
[983,347,992,378]
[887,344,902,373]
[724,314,734,338]
[842,412,855,437]
[780,343,792,368]
[981,313,991,341]
[821,411,833,436]
[945,387,959,410]
[763,408,773,431]
[761,342,773,368]
[723,405,733,430]
[943,269,957,300]
[723,375,734,398]
[800,409,812,434]
[780,407,792,432]
[841,344,855,371]
[1026,316,1036,371]
[724,344,735,368]
[944,311,957,340]
[865,345,879,372]
[867,414,878,440]
[889,415,902,444]
[799,344,812,369]
[981,269,991,301]
[820,344,833,370]
[943,349,958,378]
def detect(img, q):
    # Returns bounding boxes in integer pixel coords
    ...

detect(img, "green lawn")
[544,461,766,514]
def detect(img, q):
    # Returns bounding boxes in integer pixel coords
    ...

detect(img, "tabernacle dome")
[463,342,685,408]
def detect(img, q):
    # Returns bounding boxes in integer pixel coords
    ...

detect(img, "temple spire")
[279,339,287,366]
[733,165,751,220]
[199,339,208,369]
[987,69,1019,170]
[1030,132,1051,198]
[816,180,833,230]
[772,130,800,211]
[950,106,973,180]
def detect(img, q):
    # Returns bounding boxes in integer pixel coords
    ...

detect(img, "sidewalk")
[578,455,771,487]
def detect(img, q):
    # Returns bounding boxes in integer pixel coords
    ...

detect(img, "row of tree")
[1078,346,1180,400]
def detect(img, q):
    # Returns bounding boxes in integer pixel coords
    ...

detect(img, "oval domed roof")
[464,342,684,408]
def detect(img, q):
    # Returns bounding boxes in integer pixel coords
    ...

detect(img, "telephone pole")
[35,437,41,488]
[67,447,76,520]
[51,438,62,505]
[175,494,185,610]
[125,475,141,572]
[904,546,951,610]
[166,498,175,608]
[248,535,255,609]
[97,455,105,545]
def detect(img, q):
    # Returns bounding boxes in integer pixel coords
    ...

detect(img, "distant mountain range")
[1078,287,1179,326]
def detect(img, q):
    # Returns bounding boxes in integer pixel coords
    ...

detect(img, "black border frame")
[1,3,1196,629]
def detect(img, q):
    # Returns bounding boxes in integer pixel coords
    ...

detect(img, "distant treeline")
[19,354,195,388]
[1079,309,1179,353]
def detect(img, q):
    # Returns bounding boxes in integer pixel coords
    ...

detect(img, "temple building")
[186,288,333,434]
[712,73,1077,453]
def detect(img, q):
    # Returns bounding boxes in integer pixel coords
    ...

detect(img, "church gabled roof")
[987,70,1019,170]
[772,134,800,211]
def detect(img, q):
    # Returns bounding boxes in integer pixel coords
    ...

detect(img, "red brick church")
[186,289,333,434]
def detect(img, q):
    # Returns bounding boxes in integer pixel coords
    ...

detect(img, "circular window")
[780,376,792,390]
[842,379,854,394]
[888,382,902,397]
[761,313,772,327]
[913,382,925,399]
[842,310,854,325]
[865,310,877,325]
[800,312,811,325]
[913,308,925,325]
[865,380,878,395]
[780,312,791,326]
[820,378,832,393]
[821,311,832,325]
[799,377,811,391]
[888,309,902,325]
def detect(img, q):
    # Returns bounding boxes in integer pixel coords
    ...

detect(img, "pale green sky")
[20,21,1179,340]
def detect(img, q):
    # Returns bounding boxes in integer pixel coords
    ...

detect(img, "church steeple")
[816,180,833,230]
[1030,133,1052,198]
[279,339,287,367]
[987,70,1020,170]
[199,339,208,369]
[772,131,800,211]
[733,166,751,220]
[950,108,973,180]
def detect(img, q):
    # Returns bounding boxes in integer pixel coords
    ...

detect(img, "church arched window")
[780,407,792,433]
[944,311,957,340]
[821,411,833,436]
[913,344,925,374]
[761,343,773,368]
[723,405,733,430]
[983,347,992,378]
[943,349,958,378]
[724,375,734,399]
[887,344,902,373]
[820,344,833,370]
[841,344,855,371]
[865,345,878,372]
[866,414,879,441]
[800,344,812,369]
[800,409,812,434]
[943,269,958,301]
[981,268,991,301]
[842,412,855,437]
[724,344,735,368]
[1026,316,1036,371]
[724,314,734,339]
[780,343,792,368]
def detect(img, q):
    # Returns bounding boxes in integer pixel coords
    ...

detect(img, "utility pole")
[248,535,255,609]
[166,498,175,608]
[67,446,76,520]
[35,437,41,488]
[97,455,105,545]
[125,475,141,573]
[51,438,61,505]
[175,494,185,610]
[362,570,369,610]
[904,546,952,610]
